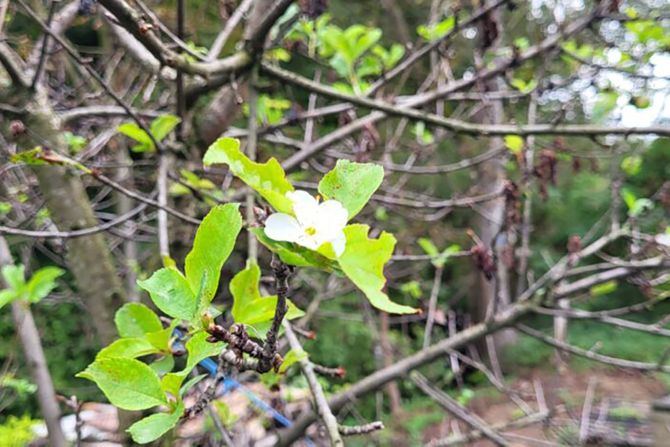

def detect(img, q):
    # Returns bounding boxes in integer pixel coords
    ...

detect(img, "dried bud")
[503,180,521,226]
[139,21,154,34]
[470,244,495,281]
[299,0,329,18]
[9,120,26,137]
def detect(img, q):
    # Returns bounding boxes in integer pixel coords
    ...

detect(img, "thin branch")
[207,0,254,61]
[338,421,384,436]
[411,371,509,446]
[0,203,147,239]
[533,306,670,337]
[31,0,59,88]
[262,62,670,140]
[516,324,670,373]
[425,411,550,447]
[284,323,344,447]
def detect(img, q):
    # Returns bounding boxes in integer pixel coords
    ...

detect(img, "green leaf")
[418,238,439,258]
[97,338,159,359]
[184,204,242,304]
[278,348,308,374]
[1,264,25,291]
[183,331,224,373]
[63,132,87,153]
[161,331,224,396]
[590,280,618,296]
[621,156,642,176]
[318,160,384,219]
[25,266,64,303]
[77,358,167,410]
[338,224,418,314]
[504,135,524,154]
[150,355,174,376]
[0,289,17,309]
[253,228,340,271]
[417,16,455,41]
[150,114,181,142]
[138,268,197,320]
[203,138,294,213]
[179,374,207,398]
[127,403,184,444]
[145,321,178,352]
[115,303,163,338]
[621,188,637,210]
[117,123,153,153]
[230,262,304,328]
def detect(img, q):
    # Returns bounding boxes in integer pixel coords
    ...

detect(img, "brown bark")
[5,89,126,344]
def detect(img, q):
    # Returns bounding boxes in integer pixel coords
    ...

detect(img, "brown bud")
[9,120,26,137]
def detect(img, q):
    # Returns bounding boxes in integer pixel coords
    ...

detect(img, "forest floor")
[421,366,668,446]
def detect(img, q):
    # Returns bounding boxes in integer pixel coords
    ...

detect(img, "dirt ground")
[422,366,669,446]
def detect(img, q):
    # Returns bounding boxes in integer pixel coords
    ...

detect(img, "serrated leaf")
[97,338,159,359]
[25,266,64,303]
[127,403,184,444]
[150,114,181,142]
[0,289,16,309]
[115,303,163,338]
[184,204,242,304]
[138,269,196,320]
[230,262,304,328]
[318,160,384,219]
[77,358,167,410]
[338,224,418,314]
[203,137,294,213]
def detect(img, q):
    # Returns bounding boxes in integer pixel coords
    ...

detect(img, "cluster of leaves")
[287,15,404,94]
[117,114,181,153]
[204,137,418,314]
[0,264,64,310]
[76,203,306,443]
[78,137,411,443]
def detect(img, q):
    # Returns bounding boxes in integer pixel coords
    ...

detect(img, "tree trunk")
[0,237,66,447]
[5,89,126,344]
[471,2,517,364]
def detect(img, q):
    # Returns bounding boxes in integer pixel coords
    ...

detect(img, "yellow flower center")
[305,226,317,236]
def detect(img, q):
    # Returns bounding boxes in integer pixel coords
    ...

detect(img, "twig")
[0,203,147,239]
[579,377,597,444]
[31,0,59,88]
[284,323,344,447]
[207,0,254,61]
[245,65,259,262]
[260,257,293,373]
[516,324,670,372]
[425,411,550,447]
[156,154,171,258]
[411,371,509,446]
[338,421,384,436]
[423,265,444,348]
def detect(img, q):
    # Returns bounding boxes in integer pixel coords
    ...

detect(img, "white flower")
[264,190,348,257]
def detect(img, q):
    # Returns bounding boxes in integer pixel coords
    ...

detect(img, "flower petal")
[287,190,319,226]
[330,231,346,257]
[265,213,302,243]
[314,200,349,241]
